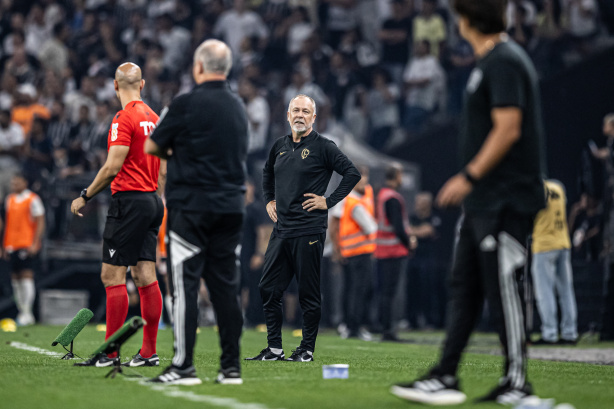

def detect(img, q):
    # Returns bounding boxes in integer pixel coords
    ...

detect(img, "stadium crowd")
[1,0,614,337]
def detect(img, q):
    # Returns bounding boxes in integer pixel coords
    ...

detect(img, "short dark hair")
[385,164,402,181]
[453,0,507,35]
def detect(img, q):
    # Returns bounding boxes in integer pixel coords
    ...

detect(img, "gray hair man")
[146,39,249,385]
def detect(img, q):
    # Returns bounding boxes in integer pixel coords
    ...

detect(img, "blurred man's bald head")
[193,39,232,77]
[115,62,142,90]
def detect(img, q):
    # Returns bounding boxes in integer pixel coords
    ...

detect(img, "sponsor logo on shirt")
[111,123,119,141]
[301,148,310,159]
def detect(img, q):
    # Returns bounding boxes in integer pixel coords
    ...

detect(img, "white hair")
[194,39,233,76]
[288,94,316,115]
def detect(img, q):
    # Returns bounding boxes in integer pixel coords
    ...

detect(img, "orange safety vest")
[339,185,376,258]
[157,204,168,258]
[375,187,409,259]
[3,191,39,251]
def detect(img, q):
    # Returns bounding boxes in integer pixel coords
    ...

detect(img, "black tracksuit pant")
[432,211,533,389]
[167,209,244,371]
[343,253,373,335]
[259,232,325,352]
[377,256,407,336]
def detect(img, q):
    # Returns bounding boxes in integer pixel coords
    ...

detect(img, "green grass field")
[1,325,613,409]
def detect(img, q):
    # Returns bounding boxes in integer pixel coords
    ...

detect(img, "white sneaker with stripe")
[390,375,467,406]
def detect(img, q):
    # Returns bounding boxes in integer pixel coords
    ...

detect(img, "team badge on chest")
[301,148,310,159]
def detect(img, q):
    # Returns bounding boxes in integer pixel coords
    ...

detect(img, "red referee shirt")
[108,100,160,195]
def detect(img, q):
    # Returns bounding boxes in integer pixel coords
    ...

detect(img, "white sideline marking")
[10,342,64,357]
[10,342,281,409]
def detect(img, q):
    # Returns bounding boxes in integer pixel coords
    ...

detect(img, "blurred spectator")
[443,30,474,114]
[508,4,534,49]
[38,23,70,76]
[569,193,602,260]
[565,0,598,39]
[402,40,445,133]
[406,191,441,329]
[363,68,400,151]
[321,0,359,49]
[323,52,358,120]
[0,109,25,199]
[64,76,97,122]
[213,0,269,57]
[0,74,18,110]
[4,46,39,85]
[506,0,537,29]
[285,6,314,57]
[3,13,26,56]
[156,13,191,74]
[283,69,327,111]
[11,84,50,137]
[147,0,175,20]
[413,0,447,58]
[25,3,49,56]
[379,0,413,86]
[23,117,53,190]
[239,77,270,158]
[47,101,72,162]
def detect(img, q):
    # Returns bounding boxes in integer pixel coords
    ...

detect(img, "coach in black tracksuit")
[145,40,247,385]
[246,94,360,362]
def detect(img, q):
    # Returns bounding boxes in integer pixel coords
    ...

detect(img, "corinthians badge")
[301,148,310,159]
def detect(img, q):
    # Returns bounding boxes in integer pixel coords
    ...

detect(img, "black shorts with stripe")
[102,191,164,267]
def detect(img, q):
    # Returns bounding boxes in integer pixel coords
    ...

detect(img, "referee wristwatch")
[80,189,92,202]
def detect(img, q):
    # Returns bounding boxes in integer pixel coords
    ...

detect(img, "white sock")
[21,278,35,316]
[270,348,283,355]
[164,294,174,324]
[11,279,24,313]
[306,350,313,356]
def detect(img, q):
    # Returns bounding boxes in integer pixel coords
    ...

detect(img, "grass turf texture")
[1,326,613,409]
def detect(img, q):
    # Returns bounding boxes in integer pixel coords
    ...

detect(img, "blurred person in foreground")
[146,39,248,385]
[391,0,546,405]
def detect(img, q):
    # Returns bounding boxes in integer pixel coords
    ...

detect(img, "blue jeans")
[531,249,578,342]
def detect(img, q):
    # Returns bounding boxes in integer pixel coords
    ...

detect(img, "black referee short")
[102,191,164,267]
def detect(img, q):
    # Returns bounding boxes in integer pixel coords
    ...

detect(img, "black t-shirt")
[460,40,545,215]
[409,213,441,257]
[151,81,248,213]
[262,130,360,237]
[381,17,412,64]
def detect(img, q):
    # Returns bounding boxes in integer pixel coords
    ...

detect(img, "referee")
[246,94,360,362]
[391,0,545,405]
[72,63,165,367]
[146,39,248,385]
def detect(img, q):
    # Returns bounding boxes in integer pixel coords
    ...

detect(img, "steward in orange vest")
[331,166,377,339]
[1,174,45,326]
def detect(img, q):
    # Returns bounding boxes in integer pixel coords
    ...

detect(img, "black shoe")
[215,367,243,385]
[557,338,577,346]
[74,353,119,367]
[475,379,534,405]
[148,365,202,385]
[390,374,467,405]
[531,338,557,346]
[382,333,402,342]
[244,347,285,361]
[122,350,160,367]
[285,347,313,362]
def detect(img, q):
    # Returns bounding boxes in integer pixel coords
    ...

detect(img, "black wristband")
[461,168,479,185]
[80,188,91,202]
